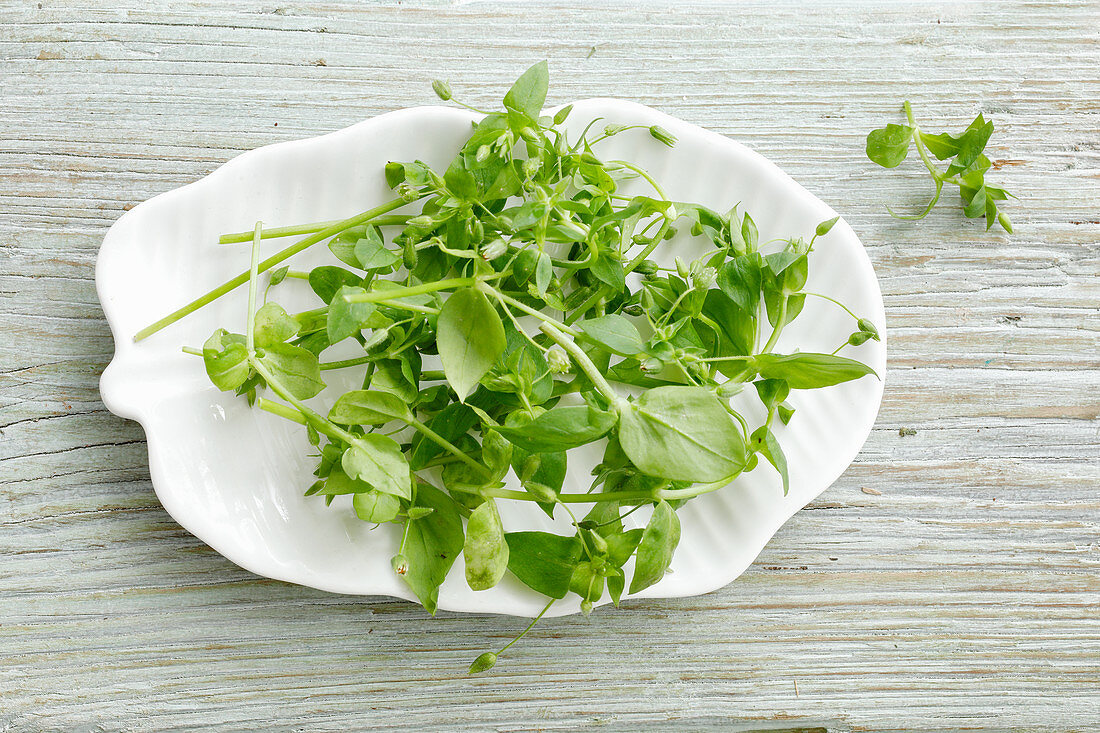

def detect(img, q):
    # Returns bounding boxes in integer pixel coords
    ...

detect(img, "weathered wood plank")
[1,0,1098,731]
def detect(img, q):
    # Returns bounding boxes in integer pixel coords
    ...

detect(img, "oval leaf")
[492,404,618,453]
[437,287,507,401]
[504,531,583,599]
[341,435,412,500]
[463,500,509,591]
[629,501,681,594]
[618,386,747,483]
[753,352,877,389]
[329,389,412,426]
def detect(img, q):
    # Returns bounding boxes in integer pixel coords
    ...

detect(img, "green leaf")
[341,435,413,500]
[618,386,747,483]
[577,314,645,356]
[751,426,789,495]
[354,227,401,272]
[316,464,370,496]
[754,352,877,389]
[503,60,549,119]
[202,329,250,391]
[410,403,478,470]
[326,285,377,344]
[505,531,583,599]
[919,131,961,160]
[717,254,762,314]
[444,164,479,200]
[815,216,840,237]
[589,253,625,291]
[353,490,401,523]
[865,123,914,168]
[258,343,324,399]
[329,389,412,425]
[437,287,507,401]
[945,114,994,177]
[629,500,681,594]
[463,500,509,591]
[401,483,464,615]
[253,303,299,348]
[308,266,361,304]
[492,404,618,453]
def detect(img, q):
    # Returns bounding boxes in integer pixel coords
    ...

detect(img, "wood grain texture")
[1,0,1098,730]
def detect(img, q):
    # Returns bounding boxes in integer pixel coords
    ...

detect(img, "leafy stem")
[538,322,623,408]
[135,196,418,341]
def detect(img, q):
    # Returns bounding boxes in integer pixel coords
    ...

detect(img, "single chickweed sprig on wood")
[139,61,879,673]
[866,101,1016,232]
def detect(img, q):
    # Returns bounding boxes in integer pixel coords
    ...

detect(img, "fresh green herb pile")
[866,101,1015,232]
[138,61,879,673]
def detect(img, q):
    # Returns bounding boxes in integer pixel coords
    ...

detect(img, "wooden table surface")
[2,1,1098,730]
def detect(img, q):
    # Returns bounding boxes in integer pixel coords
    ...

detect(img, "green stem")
[538,322,623,407]
[285,270,310,280]
[479,487,657,505]
[609,159,667,200]
[181,346,203,357]
[374,298,439,315]
[496,598,555,656]
[135,196,414,341]
[344,275,501,304]
[659,477,734,501]
[803,291,859,321]
[407,420,489,477]
[249,357,354,444]
[219,214,410,244]
[484,286,577,336]
[245,222,262,353]
[318,354,377,371]
[761,297,788,353]
[258,397,307,425]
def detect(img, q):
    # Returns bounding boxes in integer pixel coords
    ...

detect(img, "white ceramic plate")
[98,100,886,618]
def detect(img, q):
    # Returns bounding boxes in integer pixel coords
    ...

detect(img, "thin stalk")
[318,354,377,372]
[761,297,788,353]
[219,214,410,244]
[181,346,203,357]
[344,275,502,304]
[258,397,307,425]
[406,420,489,477]
[478,486,657,505]
[374,299,439,315]
[245,222,262,353]
[135,196,414,341]
[483,285,577,336]
[608,159,668,200]
[539,322,623,407]
[496,598,554,656]
[803,291,859,321]
[250,357,354,444]
[659,477,734,502]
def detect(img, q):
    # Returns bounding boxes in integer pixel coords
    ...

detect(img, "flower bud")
[640,357,663,374]
[693,266,717,291]
[848,331,873,346]
[469,652,498,674]
[997,211,1013,234]
[519,127,540,144]
[634,259,659,275]
[431,79,453,101]
[649,125,677,147]
[547,347,571,374]
[406,506,435,520]
[603,123,626,136]
[391,554,409,576]
[407,215,434,231]
[475,144,492,163]
[580,600,593,616]
[480,238,507,260]
[622,304,644,316]
[396,182,419,202]
[522,157,540,179]
[674,257,690,280]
